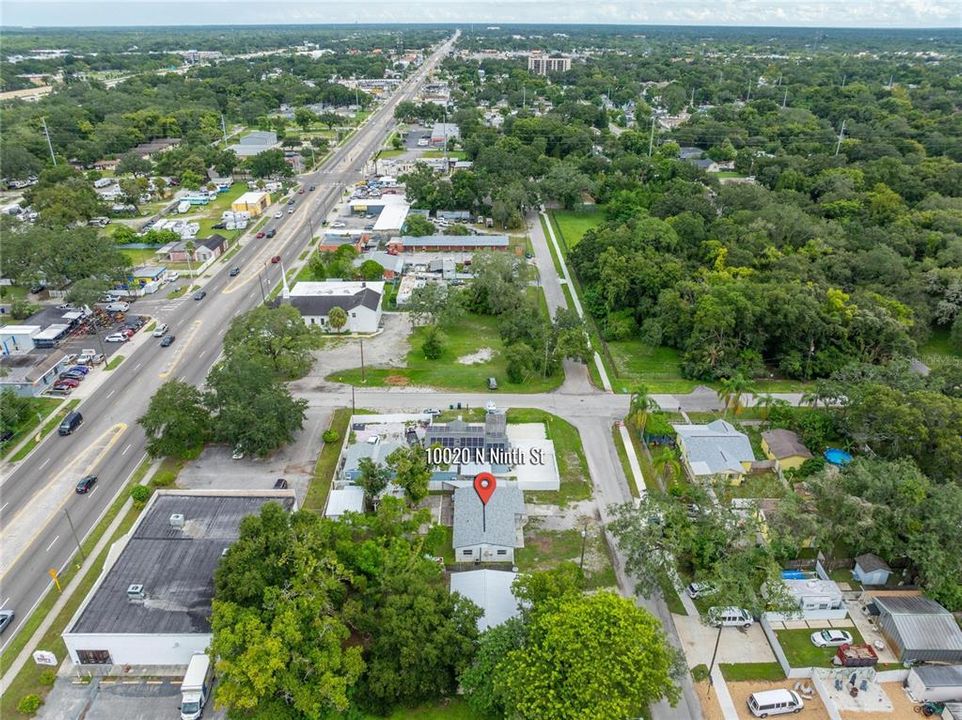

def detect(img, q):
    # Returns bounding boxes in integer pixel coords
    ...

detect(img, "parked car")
[274,211,283,218]
[231,446,244,460]
[104,301,130,313]
[811,629,853,647]
[153,323,168,337]
[0,610,14,634]
[54,378,80,388]
[75,475,98,494]
[255,231,266,239]
[229,267,241,277]
[160,335,176,347]
[68,365,90,375]
[59,372,85,382]
[288,207,294,214]
[308,185,315,191]
[271,255,281,264]
[121,328,135,338]
[273,478,289,489]
[104,333,127,342]
[487,377,498,390]
[212,222,227,230]
[331,221,346,229]
[167,271,180,281]
[686,582,717,599]
[747,689,804,718]
[193,291,207,301]
[266,228,277,238]
[364,223,375,230]
[422,408,442,416]
[485,401,497,412]
[707,606,754,628]
[297,188,305,194]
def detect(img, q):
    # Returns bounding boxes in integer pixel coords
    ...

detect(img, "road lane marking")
[121,443,131,455]
[158,320,202,379]
[0,502,7,512]
[45,536,60,552]
[0,423,128,582]
[134,362,142,371]
[106,389,116,398]
[0,597,9,610]
[39,458,50,470]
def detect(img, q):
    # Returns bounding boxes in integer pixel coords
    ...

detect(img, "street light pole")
[359,338,365,383]
[579,522,589,571]
[64,507,87,562]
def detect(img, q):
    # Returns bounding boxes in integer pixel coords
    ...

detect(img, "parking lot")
[38,676,225,720]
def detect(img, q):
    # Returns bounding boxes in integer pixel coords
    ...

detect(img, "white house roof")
[325,486,365,518]
[673,419,755,475]
[784,578,843,600]
[1,325,41,335]
[450,570,520,631]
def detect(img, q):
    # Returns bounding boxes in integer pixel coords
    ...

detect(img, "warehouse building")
[387,234,509,253]
[62,491,295,669]
[874,595,962,663]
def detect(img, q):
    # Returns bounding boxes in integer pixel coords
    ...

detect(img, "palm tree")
[628,383,657,432]
[717,373,757,416]
[653,448,684,488]
[328,306,347,334]
[183,240,196,279]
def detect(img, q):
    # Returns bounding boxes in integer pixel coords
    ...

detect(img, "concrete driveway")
[38,677,226,720]
[674,614,777,667]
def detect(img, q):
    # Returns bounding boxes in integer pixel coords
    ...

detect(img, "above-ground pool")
[781,570,813,580]
[824,448,853,466]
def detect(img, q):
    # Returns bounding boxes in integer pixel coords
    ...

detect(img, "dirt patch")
[457,347,493,365]
[384,375,410,386]
[695,680,832,720]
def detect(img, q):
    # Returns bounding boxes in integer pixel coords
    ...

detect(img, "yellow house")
[231,190,271,217]
[761,429,813,472]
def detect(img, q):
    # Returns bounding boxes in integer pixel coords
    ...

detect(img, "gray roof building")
[426,411,509,452]
[452,484,525,550]
[392,234,509,250]
[761,429,813,461]
[673,420,755,476]
[341,438,406,482]
[874,595,962,663]
[287,287,382,318]
[67,493,295,637]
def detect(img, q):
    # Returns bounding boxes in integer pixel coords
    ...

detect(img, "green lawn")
[506,409,592,506]
[105,354,125,371]
[421,150,468,160]
[720,662,786,682]
[120,247,162,266]
[549,207,605,251]
[327,313,564,393]
[378,148,406,159]
[304,408,354,513]
[775,627,866,668]
[715,170,745,179]
[721,471,787,500]
[515,525,615,590]
[7,399,81,462]
[1,397,64,460]
[920,328,960,358]
[659,573,688,616]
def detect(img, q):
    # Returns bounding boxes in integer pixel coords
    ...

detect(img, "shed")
[906,665,962,703]
[874,595,962,663]
[853,553,892,586]
[324,486,366,520]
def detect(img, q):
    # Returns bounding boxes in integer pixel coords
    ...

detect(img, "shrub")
[38,669,57,686]
[691,664,709,682]
[322,429,340,444]
[17,694,43,715]
[421,325,444,360]
[130,485,152,506]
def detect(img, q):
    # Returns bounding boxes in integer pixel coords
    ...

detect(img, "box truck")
[179,653,212,720]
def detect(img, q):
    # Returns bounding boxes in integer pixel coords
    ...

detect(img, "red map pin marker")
[474,472,497,506]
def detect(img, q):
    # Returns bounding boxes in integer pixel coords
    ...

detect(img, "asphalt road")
[0,33,458,650]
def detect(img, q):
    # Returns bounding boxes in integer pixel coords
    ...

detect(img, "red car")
[255,231,266,239]
[297,188,305,194]
[271,255,281,264]
[54,379,80,390]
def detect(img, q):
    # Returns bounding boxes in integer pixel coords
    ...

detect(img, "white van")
[747,689,804,717]
[104,301,130,313]
[707,606,754,628]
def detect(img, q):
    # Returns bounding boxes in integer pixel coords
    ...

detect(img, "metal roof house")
[673,420,755,482]
[906,665,962,704]
[874,595,962,663]
[450,570,520,631]
[452,484,525,563]
[853,553,893,586]
[62,491,296,668]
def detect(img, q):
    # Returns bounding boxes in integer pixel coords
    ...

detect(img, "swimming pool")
[824,448,853,465]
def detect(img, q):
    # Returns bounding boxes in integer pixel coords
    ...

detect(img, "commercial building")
[450,570,520,631]
[283,281,384,334]
[527,51,571,75]
[873,595,962,663]
[387,234,510,253]
[452,484,525,563]
[166,234,228,264]
[0,350,70,396]
[426,411,510,453]
[228,130,279,158]
[429,122,460,146]
[62,491,296,669]
[0,325,41,355]
[231,191,271,217]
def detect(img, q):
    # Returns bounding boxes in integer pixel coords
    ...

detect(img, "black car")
[212,222,227,230]
[265,228,277,238]
[193,291,207,301]
[75,475,98,494]
[308,185,315,191]
[59,372,85,382]
[229,267,240,277]
[273,478,289,490]
[0,610,14,634]
[160,335,176,347]
[287,198,295,205]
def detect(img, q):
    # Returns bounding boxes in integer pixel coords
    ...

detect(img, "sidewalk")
[709,665,741,720]
[538,209,612,392]
[0,458,161,695]
[617,422,647,500]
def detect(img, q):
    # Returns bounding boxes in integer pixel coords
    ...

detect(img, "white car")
[104,301,130,313]
[274,211,283,218]
[152,323,168,337]
[485,401,497,412]
[104,333,127,343]
[686,582,717,599]
[331,221,346,229]
[231,446,244,460]
[810,629,853,647]
[167,271,180,282]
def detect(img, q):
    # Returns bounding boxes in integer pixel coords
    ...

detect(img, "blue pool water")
[824,448,853,466]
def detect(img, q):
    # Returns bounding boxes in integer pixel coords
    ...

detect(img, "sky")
[3,0,961,28]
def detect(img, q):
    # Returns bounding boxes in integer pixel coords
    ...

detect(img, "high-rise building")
[527,51,571,75]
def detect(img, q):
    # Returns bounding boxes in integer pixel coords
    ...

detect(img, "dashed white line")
[0,597,8,610]
[134,362,143,370]
[106,389,116,398]
[39,458,51,470]
[45,536,60,552]
[0,502,8,513]
[121,443,132,456]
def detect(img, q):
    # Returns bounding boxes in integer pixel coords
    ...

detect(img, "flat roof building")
[450,570,520,631]
[388,234,510,253]
[63,491,295,669]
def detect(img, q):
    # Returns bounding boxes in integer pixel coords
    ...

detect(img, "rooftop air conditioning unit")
[169,513,185,529]
[127,584,145,602]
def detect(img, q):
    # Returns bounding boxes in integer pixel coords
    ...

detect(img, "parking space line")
[45,536,60,552]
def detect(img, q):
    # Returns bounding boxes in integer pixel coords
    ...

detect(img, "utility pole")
[579,522,589,571]
[746,78,752,102]
[41,117,56,165]
[221,113,228,145]
[782,88,788,109]
[648,115,656,157]
[706,624,724,697]
[359,338,366,382]
[834,119,846,157]
[64,508,87,562]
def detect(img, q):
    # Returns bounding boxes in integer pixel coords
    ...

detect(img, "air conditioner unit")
[169,513,185,529]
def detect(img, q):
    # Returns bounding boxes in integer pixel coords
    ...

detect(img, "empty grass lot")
[1,397,64,460]
[515,524,616,590]
[549,207,605,252]
[775,627,866,668]
[327,312,564,393]
[506,408,592,506]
